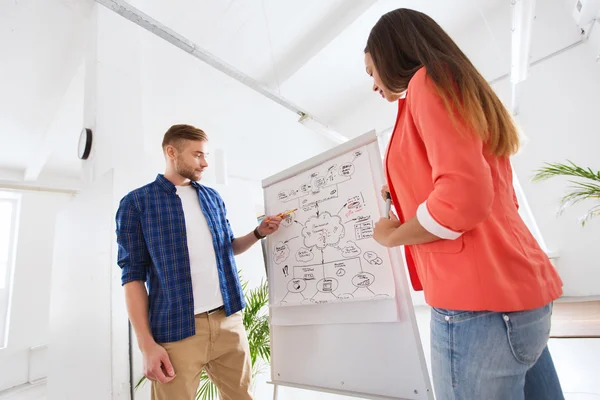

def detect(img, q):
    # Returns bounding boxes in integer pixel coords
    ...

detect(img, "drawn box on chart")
[355,221,374,240]
[294,266,322,281]
[291,257,363,294]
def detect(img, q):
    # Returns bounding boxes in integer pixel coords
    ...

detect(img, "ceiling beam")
[262,0,377,87]
[510,0,537,115]
[95,0,348,144]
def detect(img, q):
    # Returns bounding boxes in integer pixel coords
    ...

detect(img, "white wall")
[0,190,71,392]
[492,40,600,297]
[47,171,114,400]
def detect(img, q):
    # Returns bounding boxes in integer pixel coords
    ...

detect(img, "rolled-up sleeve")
[222,200,235,243]
[409,71,494,239]
[115,195,150,285]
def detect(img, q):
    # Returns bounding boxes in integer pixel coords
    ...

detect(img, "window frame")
[0,191,22,349]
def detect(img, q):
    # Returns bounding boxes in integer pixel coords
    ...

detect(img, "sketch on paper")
[266,146,396,307]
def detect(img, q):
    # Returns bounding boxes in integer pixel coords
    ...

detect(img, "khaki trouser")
[151,309,253,400]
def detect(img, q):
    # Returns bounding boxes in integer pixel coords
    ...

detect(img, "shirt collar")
[155,174,201,193]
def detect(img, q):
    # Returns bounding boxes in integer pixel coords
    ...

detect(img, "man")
[115,124,281,399]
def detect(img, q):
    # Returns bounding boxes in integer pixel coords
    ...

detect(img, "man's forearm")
[124,281,155,351]
[231,230,259,255]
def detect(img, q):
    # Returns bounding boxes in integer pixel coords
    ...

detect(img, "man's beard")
[175,159,200,181]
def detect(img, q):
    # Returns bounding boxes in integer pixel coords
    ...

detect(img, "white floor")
[2,307,599,400]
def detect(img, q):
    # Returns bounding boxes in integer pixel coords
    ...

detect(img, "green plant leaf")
[532,161,600,225]
[196,371,218,400]
[579,204,600,227]
[135,375,147,391]
[532,161,600,183]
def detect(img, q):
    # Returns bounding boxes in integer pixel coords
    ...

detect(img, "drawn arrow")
[284,236,299,244]
[316,203,320,217]
[294,220,304,228]
[337,203,348,215]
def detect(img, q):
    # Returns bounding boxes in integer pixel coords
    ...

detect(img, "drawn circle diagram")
[311,176,327,193]
[336,268,346,277]
[341,241,361,258]
[280,213,295,228]
[273,242,290,264]
[287,279,307,293]
[316,278,339,293]
[338,163,355,177]
[296,247,314,262]
[363,251,383,265]
[352,272,375,288]
[302,212,345,249]
[364,251,378,263]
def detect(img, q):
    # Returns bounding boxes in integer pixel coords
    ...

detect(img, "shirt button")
[444,316,450,321]
[503,315,509,321]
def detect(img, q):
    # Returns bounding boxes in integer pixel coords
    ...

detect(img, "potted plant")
[532,161,600,226]
[135,278,271,400]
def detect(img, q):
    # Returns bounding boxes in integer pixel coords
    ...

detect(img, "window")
[0,191,20,348]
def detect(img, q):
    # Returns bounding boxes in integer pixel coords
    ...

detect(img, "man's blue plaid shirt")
[115,174,245,343]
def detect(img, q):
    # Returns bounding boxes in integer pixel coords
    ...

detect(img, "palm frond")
[533,161,600,183]
[579,204,600,227]
[134,376,147,390]
[243,281,271,367]
[532,161,600,226]
[559,180,600,208]
[196,371,218,400]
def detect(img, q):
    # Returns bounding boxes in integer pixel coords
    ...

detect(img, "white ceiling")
[0,0,91,178]
[0,0,586,186]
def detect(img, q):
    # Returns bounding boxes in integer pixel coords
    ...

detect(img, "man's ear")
[165,145,177,160]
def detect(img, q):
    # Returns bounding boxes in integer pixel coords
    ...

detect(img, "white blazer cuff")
[416,201,462,240]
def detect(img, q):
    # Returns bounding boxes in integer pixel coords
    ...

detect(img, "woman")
[366,8,564,400]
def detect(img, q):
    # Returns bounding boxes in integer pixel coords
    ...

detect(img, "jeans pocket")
[504,304,552,365]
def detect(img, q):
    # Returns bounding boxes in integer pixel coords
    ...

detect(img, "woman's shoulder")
[407,66,430,91]
[406,66,441,108]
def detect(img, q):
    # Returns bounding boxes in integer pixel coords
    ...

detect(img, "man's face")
[171,139,209,182]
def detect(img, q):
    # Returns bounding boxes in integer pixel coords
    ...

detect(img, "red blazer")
[385,68,562,311]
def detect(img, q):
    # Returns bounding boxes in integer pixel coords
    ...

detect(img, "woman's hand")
[373,210,401,247]
[381,184,390,201]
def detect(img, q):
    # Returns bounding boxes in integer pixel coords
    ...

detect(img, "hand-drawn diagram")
[266,146,396,307]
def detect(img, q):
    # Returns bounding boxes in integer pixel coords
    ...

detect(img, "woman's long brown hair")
[365,8,519,157]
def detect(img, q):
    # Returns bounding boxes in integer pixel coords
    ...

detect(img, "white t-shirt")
[176,184,224,314]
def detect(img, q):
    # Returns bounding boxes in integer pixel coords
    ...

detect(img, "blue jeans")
[431,303,564,399]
